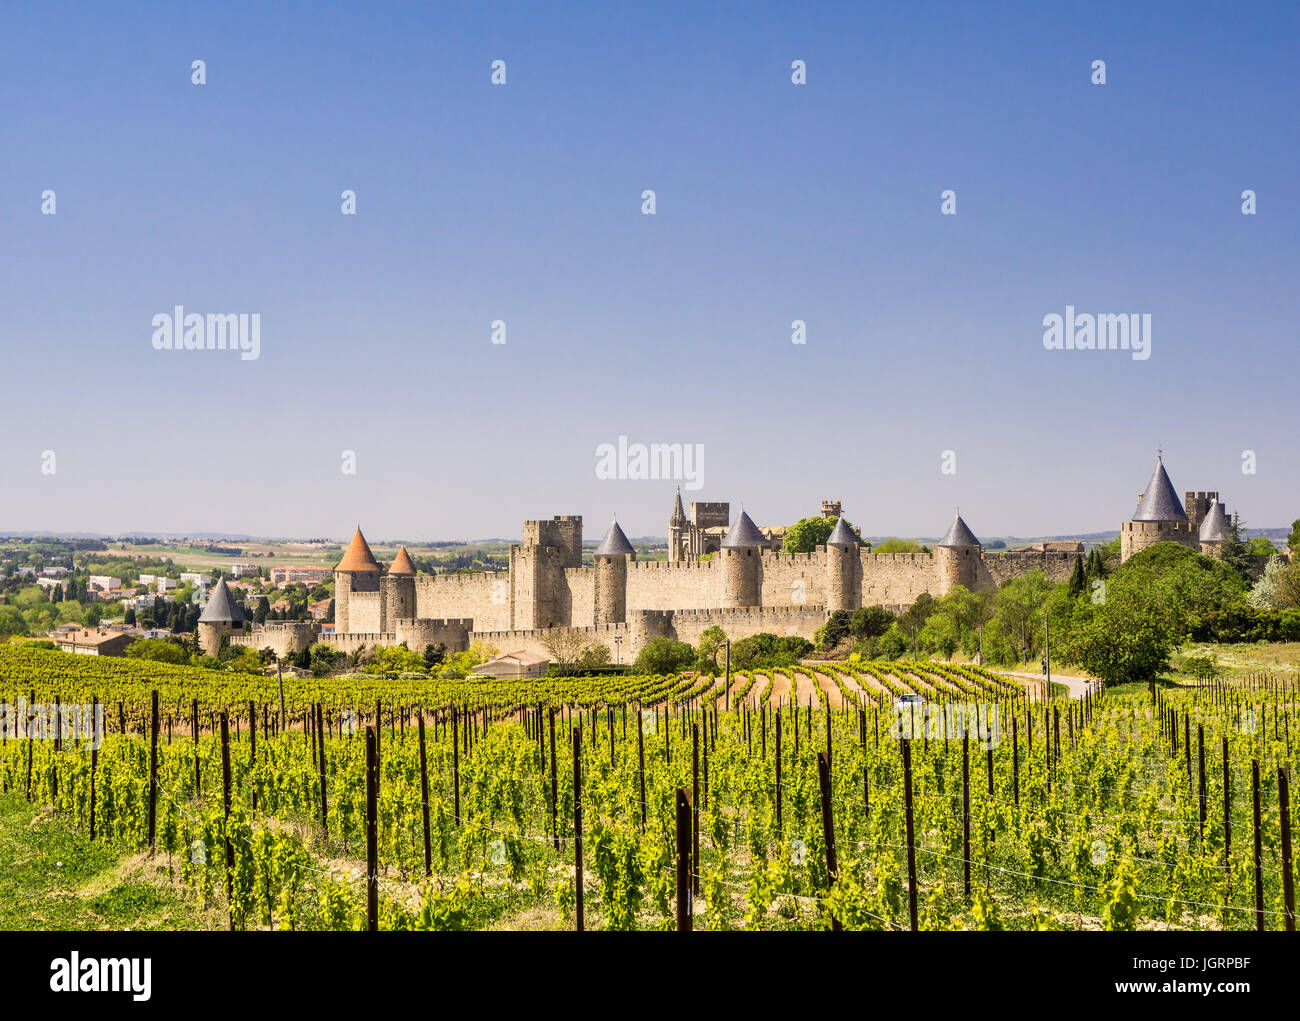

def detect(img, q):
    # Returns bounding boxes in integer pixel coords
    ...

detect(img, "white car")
[894,692,925,713]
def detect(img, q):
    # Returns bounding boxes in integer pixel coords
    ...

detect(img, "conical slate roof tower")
[1133,454,1188,522]
[594,517,636,556]
[199,577,245,624]
[938,511,980,548]
[826,517,859,546]
[721,510,766,548]
[1198,498,1228,542]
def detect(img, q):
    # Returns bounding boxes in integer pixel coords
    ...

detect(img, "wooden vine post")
[676,787,692,931]
[1279,767,1295,932]
[418,713,432,877]
[817,751,841,932]
[148,689,159,851]
[902,736,918,932]
[365,725,378,932]
[220,710,234,931]
[573,726,584,932]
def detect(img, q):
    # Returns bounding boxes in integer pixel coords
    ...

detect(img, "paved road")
[998,670,1094,699]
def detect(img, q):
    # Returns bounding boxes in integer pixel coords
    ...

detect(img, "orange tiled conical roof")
[387,546,416,575]
[336,528,381,572]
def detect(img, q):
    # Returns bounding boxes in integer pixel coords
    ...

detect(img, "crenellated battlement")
[628,559,715,571]
[862,551,935,564]
[761,549,820,565]
[668,605,826,620]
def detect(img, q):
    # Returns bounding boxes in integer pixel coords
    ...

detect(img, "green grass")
[1167,641,1300,683]
[0,792,215,931]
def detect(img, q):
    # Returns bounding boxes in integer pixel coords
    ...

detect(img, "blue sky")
[2,1,1296,542]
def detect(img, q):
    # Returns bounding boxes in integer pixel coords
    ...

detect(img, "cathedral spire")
[670,486,686,525]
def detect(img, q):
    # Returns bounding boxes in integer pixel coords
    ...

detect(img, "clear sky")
[2,1,1296,542]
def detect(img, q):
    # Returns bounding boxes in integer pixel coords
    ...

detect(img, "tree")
[1249,554,1286,609]
[783,516,861,554]
[878,627,908,659]
[728,633,811,670]
[1217,514,1255,582]
[1066,555,1086,599]
[310,643,343,677]
[577,644,612,671]
[1183,654,1220,684]
[254,596,270,624]
[1084,548,1106,583]
[125,637,191,665]
[816,609,853,652]
[1055,580,1178,686]
[696,625,728,670]
[539,627,594,675]
[124,607,136,626]
[850,605,894,639]
[423,643,447,670]
[873,538,922,554]
[987,572,1054,663]
[1053,542,1244,685]
[895,593,937,653]
[84,604,103,627]
[1276,559,1300,610]
[915,585,989,659]
[919,612,960,659]
[364,644,425,675]
[0,607,27,637]
[1289,518,1300,556]
[633,637,696,674]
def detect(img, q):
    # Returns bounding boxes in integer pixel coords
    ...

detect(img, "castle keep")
[222,452,1239,662]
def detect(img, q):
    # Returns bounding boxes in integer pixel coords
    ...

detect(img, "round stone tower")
[1119,453,1196,562]
[824,515,862,614]
[720,510,764,608]
[1197,497,1229,559]
[935,510,981,593]
[629,609,672,655]
[334,526,381,633]
[196,577,247,657]
[593,516,635,624]
[381,545,417,629]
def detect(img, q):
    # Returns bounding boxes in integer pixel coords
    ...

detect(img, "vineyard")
[1,644,1296,931]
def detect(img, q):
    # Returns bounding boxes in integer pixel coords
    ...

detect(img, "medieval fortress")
[198,454,1240,661]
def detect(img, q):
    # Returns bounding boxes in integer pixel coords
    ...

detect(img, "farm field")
[0,646,1296,931]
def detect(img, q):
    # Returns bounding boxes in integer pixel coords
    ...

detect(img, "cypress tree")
[1066,554,1086,598]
